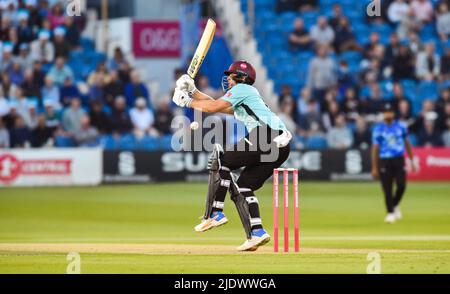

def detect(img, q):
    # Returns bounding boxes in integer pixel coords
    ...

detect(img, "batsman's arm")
[371,144,380,180]
[191,90,234,114]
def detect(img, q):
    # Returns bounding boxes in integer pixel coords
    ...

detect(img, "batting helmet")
[224,60,256,85]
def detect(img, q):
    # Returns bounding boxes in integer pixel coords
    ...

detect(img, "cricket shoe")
[394,206,402,220]
[237,229,271,252]
[384,213,396,224]
[194,211,228,232]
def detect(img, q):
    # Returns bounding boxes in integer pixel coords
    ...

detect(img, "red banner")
[407,148,450,181]
[132,21,181,58]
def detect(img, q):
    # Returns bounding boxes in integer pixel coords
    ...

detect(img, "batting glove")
[176,74,197,95]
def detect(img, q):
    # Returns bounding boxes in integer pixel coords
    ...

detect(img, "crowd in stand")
[0,0,177,149]
[275,0,450,148]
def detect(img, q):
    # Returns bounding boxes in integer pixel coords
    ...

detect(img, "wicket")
[273,168,299,252]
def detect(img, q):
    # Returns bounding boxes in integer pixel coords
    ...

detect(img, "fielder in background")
[173,61,292,251]
[371,103,416,224]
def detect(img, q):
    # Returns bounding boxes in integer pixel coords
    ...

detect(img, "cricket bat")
[187,18,216,79]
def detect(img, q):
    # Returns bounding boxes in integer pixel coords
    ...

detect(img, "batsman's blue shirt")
[221,84,287,132]
[372,121,407,159]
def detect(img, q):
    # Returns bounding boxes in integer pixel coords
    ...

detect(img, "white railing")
[211,0,278,111]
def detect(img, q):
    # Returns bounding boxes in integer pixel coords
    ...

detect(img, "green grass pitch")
[0,182,449,274]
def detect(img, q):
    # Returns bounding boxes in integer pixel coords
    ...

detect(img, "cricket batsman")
[172,61,292,251]
[371,103,416,224]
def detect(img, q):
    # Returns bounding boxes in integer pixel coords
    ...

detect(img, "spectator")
[110,96,133,135]
[329,4,344,29]
[62,97,85,135]
[327,114,353,149]
[0,118,9,148]
[322,99,341,130]
[436,88,450,115]
[392,41,415,81]
[297,87,317,116]
[21,69,41,101]
[278,95,297,135]
[384,33,401,65]
[88,75,105,103]
[88,62,111,86]
[31,114,53,147]
[15,43,33,70]
[104,70,124,107]
[437,2,450,41]
[410,0,434,23]
[0,88,10,117]
[9,60,24,85]
[288,18,311,51]
[11,87,30,122]
[124,70,150,108]
[279,84,295,105]
[333,17,360,53]
[74,115,99,147]
[16,9,34,45]
[26,101,38,129]
[1,72,17,98]
[47,2,66,29]
[416,42,441,80]
[130,97,155,138]
[397,99,415,128]
[443,118,450,146]
[276,0,301,13]
[89,100,111,134]
[299,99,324,134]
[341,87,361,121]
[418,114,443,146]
[30,30,54,64]
[41,75,61,109]
[47,57,74,86]
[0,42,14,72]
[353,117,371,149]
[60,77,80,107]
[63,16,80,49]
[388,0,410,24]
[397,8,421,39]
[9,115,31,148]
[441,46,450,80]
[306,45,337,104]
[412,99,436,133]
[107,47,127,71]
[32,60,45,87]
[197,75,219,98]
[154,101,174,136]
[43,99,61,132]
[392,83,410,111]
[310,17,335,47]
[53,26,71,59]
[364,32,381,59]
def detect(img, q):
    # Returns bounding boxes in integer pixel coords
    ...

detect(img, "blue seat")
[118,134,138,150]
[159,135,176,151]
[408,134,418,147]
[417,81,439,101]
[55,136,76,148]
[306,136,328,150]
[99,135,119,150]
[136,136,159,151]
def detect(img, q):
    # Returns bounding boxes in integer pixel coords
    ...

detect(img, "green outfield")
[0,182,449,274]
